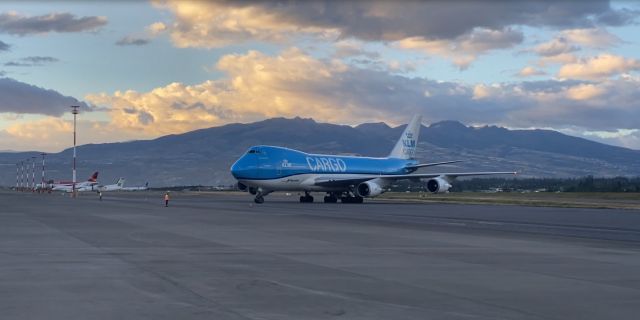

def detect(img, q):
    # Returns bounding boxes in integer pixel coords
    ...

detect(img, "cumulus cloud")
[396,28,523,69]
[146,1,636,69]
[4,56,58,67]
[532,37,580,57]
[561,28,621,47]
[0,12,107,35]
[557,54,640,79]
[0,77,89,116]
[517,66,547,77]
[1,117,137,152]
[333,41,380,59]
[152,0,636,48]
[115,36,150,46]
[529,28,621,68]
[83,48,640,139]
[565,83,606,100]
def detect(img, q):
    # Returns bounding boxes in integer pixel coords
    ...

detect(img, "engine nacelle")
[237,182,248,192]
[426,178,452,193]
[356,181,384,197]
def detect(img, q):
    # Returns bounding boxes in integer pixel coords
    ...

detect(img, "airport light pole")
[31,156,36,191]
[41,153,46,192]
[25,158,29,191]
[71,105,79,197]
[16,163,19,191]
[20,161,24,191]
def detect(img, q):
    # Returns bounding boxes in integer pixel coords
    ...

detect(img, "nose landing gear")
[253,188,269,204]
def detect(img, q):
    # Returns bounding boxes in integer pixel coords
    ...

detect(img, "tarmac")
[1,190,640,320]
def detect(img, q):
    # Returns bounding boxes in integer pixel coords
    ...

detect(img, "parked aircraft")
[122,182,149,191]
[97,178,125,192]
[231,115,516,203]
[51,172,99,192]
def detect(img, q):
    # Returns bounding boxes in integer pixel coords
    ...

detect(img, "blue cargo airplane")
[231,115,516,203]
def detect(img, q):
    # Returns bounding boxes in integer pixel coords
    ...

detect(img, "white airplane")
[231,115,517,203]
[51,172,99,192]
[97,178,125,192]
[122,182,149,191]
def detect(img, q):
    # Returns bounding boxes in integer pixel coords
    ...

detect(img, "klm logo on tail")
[401,132,417,158]
[389,115,422,160]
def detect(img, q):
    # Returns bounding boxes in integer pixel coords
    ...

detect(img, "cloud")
[147,22,167,35]
[529,28,620,67]
[115,36,150,46]
[84,48,640,138]
[557,54,640,79]
[517,66,547,77]
[4,56,58,67]
[333,41,380,59]
[1,117,137,152]
[0,12,107,36]
[532,37,580,57]
[395,28,523,69]
[0,77,89,116]
[0,40,9,51]
[565,83,606,100]
[152,0,636,48]
[561,28,621,47]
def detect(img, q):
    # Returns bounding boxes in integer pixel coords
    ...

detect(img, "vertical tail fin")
[117,178,125,187]
[388,115,422,159]
[88,172,99,182]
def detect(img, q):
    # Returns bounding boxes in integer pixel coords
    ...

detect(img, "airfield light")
[71,105,79,197]
[31,156,36,191]
[20,161,24,191]
[41,153,46,192]
[25,159,29,192]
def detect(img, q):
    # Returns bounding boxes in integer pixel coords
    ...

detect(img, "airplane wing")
[313,172,516,188]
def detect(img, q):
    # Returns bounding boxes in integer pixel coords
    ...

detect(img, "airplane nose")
[230,156,247,178]
[230,161,240,178]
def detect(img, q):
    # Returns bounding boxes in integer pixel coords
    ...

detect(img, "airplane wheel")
[254,196,264,204]
[340,196,364,204]
[324,196,337,203]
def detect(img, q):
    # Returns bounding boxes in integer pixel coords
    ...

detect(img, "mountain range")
[1,117,639,187]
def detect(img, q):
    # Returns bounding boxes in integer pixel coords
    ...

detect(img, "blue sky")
[0,1,639,152]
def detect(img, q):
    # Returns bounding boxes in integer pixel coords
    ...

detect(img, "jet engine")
[356,180,384,197]
[426,178,452,193]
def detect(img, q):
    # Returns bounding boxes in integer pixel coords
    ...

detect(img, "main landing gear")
[323,193,339,203]
[300,192,314,203]
[321,192,363,203]
[340,194,364,203]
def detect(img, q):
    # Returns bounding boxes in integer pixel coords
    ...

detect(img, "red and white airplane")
[51,172,99,192]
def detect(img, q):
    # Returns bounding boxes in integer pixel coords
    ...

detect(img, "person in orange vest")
[164,192,170,207]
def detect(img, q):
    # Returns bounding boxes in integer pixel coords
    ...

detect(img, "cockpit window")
[247,149,261,154]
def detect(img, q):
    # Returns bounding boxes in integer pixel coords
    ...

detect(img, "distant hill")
[1,117,639,187]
